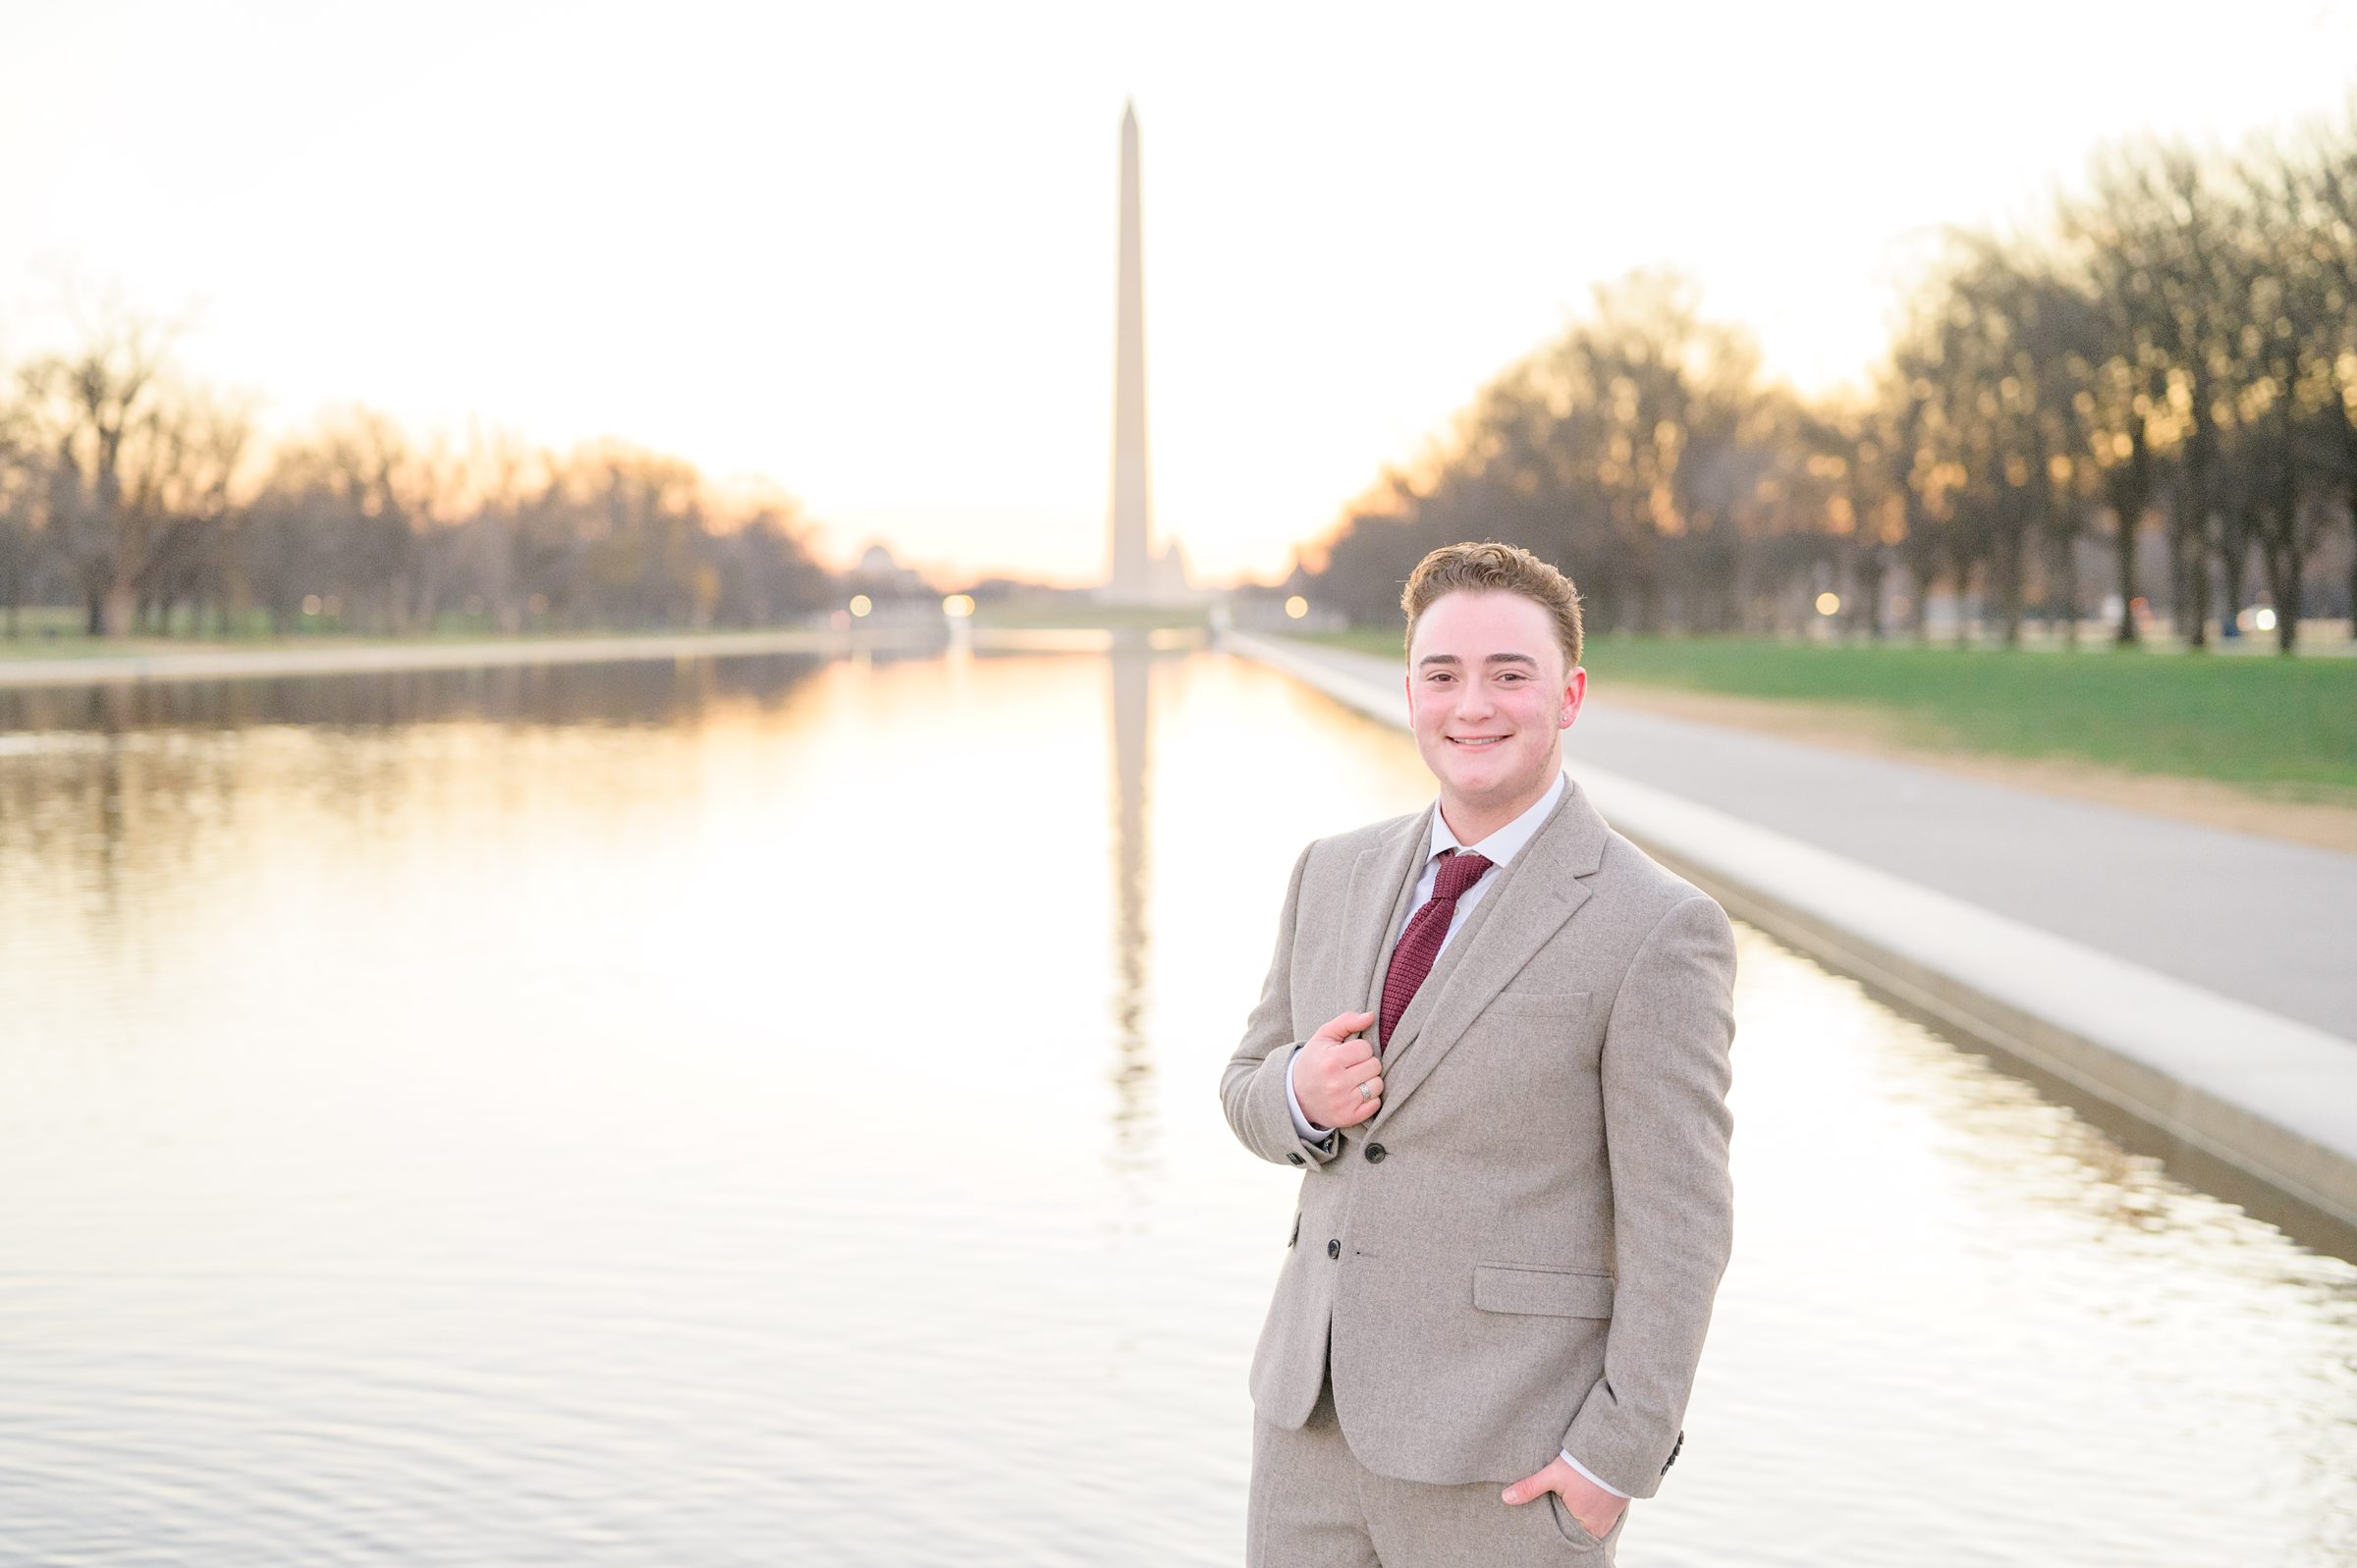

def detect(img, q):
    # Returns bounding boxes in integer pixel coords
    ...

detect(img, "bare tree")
[2298,93,2357,640]
[22,314,172,635]
[0,385,39,638]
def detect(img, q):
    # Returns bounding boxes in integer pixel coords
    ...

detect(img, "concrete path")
[1228,630,2357,1247]
[1263,634,2357,1039]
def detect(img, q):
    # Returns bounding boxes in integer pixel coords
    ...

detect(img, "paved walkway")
[1229,631,2357,1243]
[1266,636,2357,1040]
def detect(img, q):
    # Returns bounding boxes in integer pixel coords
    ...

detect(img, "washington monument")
[1106,101,1152,602]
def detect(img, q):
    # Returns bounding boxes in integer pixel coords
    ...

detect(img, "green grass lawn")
[1,597,1210,659]
[1302,629,2357,797]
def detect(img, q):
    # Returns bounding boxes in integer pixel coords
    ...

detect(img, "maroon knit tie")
[1379,849,1494,1049]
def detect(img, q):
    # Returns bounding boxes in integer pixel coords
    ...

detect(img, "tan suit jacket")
[1219,778,1736,1499]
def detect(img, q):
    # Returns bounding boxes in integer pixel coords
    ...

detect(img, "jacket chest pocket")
[1475,988,1591,1026]
[1459,989,1597,1076]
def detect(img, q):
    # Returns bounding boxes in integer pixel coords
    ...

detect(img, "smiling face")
[1404,589,1586,842]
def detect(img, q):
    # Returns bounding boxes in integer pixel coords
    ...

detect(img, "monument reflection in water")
[0,644,2351,1568]
[1106,638,1162,1203]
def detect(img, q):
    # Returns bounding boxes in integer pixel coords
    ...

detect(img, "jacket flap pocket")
[1473,1265,1615,1318]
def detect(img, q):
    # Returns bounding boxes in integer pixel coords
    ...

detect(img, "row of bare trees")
[0,322,836,640]
[1305,110,2357,653]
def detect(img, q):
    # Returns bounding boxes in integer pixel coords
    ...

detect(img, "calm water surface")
[0,648,2352,1566]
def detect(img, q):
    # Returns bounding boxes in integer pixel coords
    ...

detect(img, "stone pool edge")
[1224,627,2357,1251]
[0,626,951,689]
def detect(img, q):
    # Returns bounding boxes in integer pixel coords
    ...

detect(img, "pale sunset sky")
[5,1,2355,586]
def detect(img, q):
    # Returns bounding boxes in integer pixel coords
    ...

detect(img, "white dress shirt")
[1280,772,1623,1498]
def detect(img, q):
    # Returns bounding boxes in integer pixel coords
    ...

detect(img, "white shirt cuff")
[1284,1046,1334,1144]
[1561,1450,1626,1498]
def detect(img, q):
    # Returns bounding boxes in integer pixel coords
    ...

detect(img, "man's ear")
[1559,667,1587,729]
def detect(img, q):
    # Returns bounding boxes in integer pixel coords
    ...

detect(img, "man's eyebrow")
[1416,651,1540,669]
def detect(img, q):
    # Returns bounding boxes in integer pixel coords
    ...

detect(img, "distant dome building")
[1150,539,1204,605]
[849,543,933,602]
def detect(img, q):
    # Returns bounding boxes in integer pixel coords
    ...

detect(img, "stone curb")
[1223,627,2357,1245]
[0,627,943,690]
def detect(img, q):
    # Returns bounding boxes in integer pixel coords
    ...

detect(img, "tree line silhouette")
[0,321,836,640]
[1302,108,2357,653]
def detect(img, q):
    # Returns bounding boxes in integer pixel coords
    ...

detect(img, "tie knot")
[1433,849,1493,902]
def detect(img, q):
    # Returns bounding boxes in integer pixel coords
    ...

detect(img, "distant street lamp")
[849,595,873,618]
[1815,592,1841,617]
[1285,595,1309,620]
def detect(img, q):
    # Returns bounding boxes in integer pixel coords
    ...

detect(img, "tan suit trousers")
[1248,1374,1628,1567]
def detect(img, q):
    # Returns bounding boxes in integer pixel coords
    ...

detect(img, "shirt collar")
[1426,771,1567,871]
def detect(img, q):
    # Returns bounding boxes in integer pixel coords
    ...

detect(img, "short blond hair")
[1401,542,1583,671]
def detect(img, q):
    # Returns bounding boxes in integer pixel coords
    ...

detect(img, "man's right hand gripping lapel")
[1288,1010,1381,1133]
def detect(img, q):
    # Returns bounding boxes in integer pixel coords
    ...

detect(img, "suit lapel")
[1343,807,1434,1041]
[1370,781,1611,1132]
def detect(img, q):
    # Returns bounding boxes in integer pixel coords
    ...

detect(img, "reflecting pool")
[0,647,2350,1566]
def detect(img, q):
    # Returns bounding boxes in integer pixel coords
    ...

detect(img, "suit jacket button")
[1363,1142,1386,1163]
[1326,1239,1341,1260]
[1288,1152,1305,1165]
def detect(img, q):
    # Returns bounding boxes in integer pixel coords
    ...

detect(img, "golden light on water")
[1,650,2353,1563]
[942,594,976,619]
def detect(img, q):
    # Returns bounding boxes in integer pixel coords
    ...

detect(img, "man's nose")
[1453,678,1496,718]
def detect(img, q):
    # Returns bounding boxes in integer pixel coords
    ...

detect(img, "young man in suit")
[1220,541,1737,1566]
